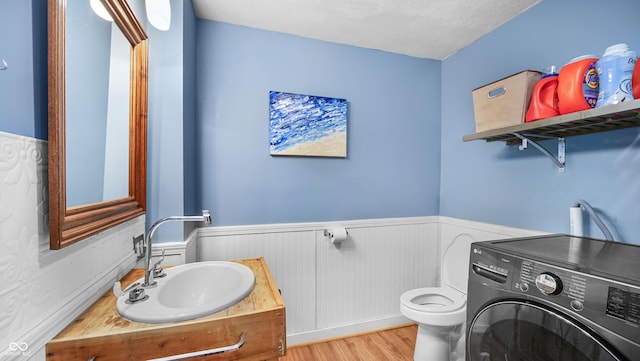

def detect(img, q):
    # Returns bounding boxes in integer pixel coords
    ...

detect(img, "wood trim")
[48,0,148,249]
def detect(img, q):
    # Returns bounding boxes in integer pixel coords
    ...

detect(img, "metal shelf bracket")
[512,133,566,173]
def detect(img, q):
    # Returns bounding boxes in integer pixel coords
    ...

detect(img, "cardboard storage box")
[472,70,542,133]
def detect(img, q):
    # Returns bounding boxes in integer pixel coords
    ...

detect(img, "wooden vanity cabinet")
[46,258,285,361]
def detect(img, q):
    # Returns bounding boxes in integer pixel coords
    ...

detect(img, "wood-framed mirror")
[48,0,148,250]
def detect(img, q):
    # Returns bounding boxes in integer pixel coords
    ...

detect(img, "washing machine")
[466,234,640,361]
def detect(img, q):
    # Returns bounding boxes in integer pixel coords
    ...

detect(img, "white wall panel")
[198,227,317,335]
[0,131,143,360]
[315,222,439,329]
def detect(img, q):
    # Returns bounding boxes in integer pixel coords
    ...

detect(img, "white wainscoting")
[314,221,439,334]
[197,216,545,345]
[0,131,144,360]
[198,222,320,342]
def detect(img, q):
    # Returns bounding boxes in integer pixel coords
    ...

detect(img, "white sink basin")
[116,261,255,324]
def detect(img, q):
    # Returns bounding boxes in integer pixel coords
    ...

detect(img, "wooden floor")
[279,324,417,361]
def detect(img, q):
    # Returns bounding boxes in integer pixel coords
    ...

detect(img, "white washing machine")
[466,234,640,361]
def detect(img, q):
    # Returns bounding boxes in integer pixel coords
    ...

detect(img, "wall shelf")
[463,98,640,145]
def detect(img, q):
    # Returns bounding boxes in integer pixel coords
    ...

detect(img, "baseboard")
[285,315,411,346]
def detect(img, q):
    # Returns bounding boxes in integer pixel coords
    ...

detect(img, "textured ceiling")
[192,0,541,60]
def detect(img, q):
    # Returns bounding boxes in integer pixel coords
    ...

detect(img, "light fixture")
[90,0,113,22]
[146,0,171,31]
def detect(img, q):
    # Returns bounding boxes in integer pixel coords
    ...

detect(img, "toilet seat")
[401,286,465,313]
[400,286,467,326]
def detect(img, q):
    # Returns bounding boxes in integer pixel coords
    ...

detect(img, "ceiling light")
[90,0,113,22]
[146,0,171,31]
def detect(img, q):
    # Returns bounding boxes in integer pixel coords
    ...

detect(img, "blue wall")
[0,0,46,139]
[183,0,198,217]
[440,0,640,243]
[195,21,442,226]
[145,0,189,242]
[5,0,640,244]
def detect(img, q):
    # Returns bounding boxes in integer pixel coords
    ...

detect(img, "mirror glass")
[48,0,148,249]
[66,0,130,206]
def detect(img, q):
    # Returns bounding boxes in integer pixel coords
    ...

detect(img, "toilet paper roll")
[327,227,348,244]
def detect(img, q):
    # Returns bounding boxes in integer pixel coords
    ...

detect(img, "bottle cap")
[603,43,630,56]
[566,54,598,65]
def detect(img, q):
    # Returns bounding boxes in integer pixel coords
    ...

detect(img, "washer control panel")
[516,259,588,305]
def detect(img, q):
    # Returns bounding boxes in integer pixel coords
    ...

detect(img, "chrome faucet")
[142,210,212,288]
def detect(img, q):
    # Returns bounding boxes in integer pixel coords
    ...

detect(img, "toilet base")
[412,323,465,361]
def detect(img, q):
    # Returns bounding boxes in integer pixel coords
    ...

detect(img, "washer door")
[468,301,624,361]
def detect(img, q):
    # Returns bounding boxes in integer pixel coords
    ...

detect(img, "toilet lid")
[442,234,474,293]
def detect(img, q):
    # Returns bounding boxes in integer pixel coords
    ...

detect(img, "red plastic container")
[633,57,640,99]
[557,55,599,114]
[526,74,559,122]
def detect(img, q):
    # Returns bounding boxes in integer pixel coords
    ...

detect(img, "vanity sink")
[116,261,255,324]
[48,258,285,361]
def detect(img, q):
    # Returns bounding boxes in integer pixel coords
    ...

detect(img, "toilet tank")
[442,234,476,293]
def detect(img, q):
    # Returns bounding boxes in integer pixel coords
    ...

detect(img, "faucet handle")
[113,281,126,297]
[113,281,148,303]
[153,248,166,265]
[152,249,167,278]
[113,281,140,298]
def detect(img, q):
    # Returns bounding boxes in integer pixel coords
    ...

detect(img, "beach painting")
[269,91,347,157]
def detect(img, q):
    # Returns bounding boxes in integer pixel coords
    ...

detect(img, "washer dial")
[535,272,563,295]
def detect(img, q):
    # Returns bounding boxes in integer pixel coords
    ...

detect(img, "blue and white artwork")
[269,91,347,157]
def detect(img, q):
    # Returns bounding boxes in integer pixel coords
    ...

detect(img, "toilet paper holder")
[324,227,348,246]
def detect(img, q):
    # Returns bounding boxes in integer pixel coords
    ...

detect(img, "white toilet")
[400,234,474,361]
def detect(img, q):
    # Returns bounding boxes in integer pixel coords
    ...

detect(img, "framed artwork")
[269,91,347,157]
